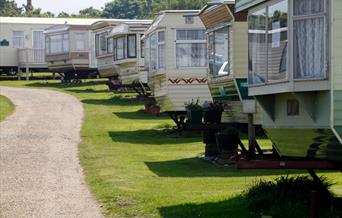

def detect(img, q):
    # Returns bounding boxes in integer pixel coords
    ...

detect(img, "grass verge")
[0,94,15,122]
[0,80,341,218]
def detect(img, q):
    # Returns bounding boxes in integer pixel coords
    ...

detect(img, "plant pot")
[202,130,217,144]
[215,132,239,153]
[187,109,203,124]
[204,110,223,124]
[205,144,220,157]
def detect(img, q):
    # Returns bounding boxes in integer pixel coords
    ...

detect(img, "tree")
[24,7,55,17]
[58,11,70,18]
[0,0,22,16]
[102,0,142,19]
[79,7,102,18]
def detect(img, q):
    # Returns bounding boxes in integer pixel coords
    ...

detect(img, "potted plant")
[203,101,224,124]
[215,127,240,154]
[185,99,203,124]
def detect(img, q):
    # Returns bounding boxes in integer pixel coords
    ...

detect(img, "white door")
[32,30,44,63]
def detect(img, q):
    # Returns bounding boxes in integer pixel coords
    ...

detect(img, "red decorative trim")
[168,77,208,85]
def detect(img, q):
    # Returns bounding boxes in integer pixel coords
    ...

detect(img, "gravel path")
[0,86,103,218]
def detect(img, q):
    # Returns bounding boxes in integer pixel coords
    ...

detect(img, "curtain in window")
[144,39,150,70]
[127,35,136,58]
[107,38,113,53]
[63,34,69,53]
[176,43,206,68]
[158,44,165,69]
[13,31,24,48]
[158,31,165,69]
[150,33,157,70]
[75,33,86,51]
[293,0,325,79]
[116,37,125,60]
[176,30,206,68]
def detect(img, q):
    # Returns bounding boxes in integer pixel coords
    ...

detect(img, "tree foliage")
[79,7,102,18]
[1,0,209,18]
[0,0,22,16]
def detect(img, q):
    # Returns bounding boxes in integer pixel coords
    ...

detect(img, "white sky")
[15,0,110,15]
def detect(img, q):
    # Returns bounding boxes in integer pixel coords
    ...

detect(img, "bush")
[244,175,335,217]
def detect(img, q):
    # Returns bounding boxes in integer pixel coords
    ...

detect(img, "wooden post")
[25,49,29,81]
[248,113,256,159]
[310,190,318,218]
[52,72,56,80]
[17,67,21,81]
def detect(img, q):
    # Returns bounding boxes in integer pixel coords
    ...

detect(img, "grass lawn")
[0,80,341,218]
[0,94,15,122]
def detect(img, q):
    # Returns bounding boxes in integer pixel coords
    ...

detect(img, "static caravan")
[236,0,342,161]
[0,17,97,75]
[44,19,101,80]
[91,20,120,79]
[199,0,262,126]
[144,10,212,112]
[102,20,152,85]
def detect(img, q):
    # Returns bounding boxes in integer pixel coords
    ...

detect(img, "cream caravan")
[44,19,101,80]
[199,1,262,126]
[0,17,99,75]
[143,10,212,112]
[92,20,151,86]
[236,0,342,161]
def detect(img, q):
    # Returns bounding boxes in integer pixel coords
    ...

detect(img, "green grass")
[0,94,15,122]
[0,79,341,218]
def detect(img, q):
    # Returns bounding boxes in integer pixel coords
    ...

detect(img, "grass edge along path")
[0,80,341,218]
[0,94,15,122]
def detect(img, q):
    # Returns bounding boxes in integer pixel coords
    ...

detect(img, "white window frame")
[13,31,24,49]
[47,32,69,55]
[174,29,207,69]
[149,32,158,72]
[207,25,231,77]
[247,0,328,87]
[248,0,289,86]
[75,32,87,52]
[96,31,108,57]
[127,34,137,58]
[157,31,166,69]
[32,29,44,49]
[114,36,126,61]
[291,0,328,81]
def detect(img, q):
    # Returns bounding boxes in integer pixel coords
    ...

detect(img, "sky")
[15,0,110,15]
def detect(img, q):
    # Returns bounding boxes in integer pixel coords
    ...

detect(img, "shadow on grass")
[82,96,142,106]
[145,157,304,178]
[108,129,200,145]
[24,80,107,89]
[158,197,255,218]
[114,110,169,121]
[67,89,108,94]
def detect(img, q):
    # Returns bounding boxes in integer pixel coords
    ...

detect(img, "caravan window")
[107,38,113,53]
[115,36,125,60]
[75,33,86,51]
[47,33,69,54]
[248,0,288,85]
[144,38,149,70]
[13,31,24,48]
[293,0,326,80]
[175,29,207,68]
[208,26,230,76]
[158,31,166,69]
[127,35,136,58]
[150,33,157,71]
[95,32,109,56]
